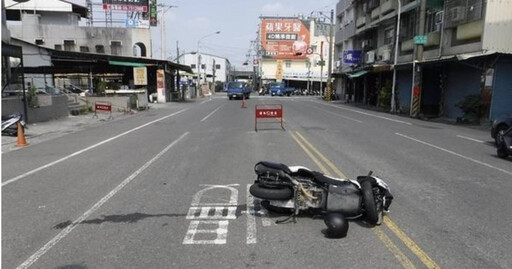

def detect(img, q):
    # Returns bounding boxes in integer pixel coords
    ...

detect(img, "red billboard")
[260,18,310,59]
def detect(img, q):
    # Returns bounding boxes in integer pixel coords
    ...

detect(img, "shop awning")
[348,70,369,78]
[108,60,147,67]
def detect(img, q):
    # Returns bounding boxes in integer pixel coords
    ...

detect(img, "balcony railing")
[401,38,414,52]
[425,31,441,47]
[356,16,366,28]
[371,7,380,19]
[381,0,397,14]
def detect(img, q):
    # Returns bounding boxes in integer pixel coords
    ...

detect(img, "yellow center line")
[295,132,347,178]
[290,132,331,176]
[291,131,438,269]
[384,216,441,269]
[374,227,416,269]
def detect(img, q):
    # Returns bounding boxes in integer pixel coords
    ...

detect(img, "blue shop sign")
[343,50,362,64]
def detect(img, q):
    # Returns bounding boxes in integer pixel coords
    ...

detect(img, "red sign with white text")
[255,104,284,131]
[255,108,282,118]
[95,102,112,112]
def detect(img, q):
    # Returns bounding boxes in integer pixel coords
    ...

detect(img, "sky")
[150,0,338,69]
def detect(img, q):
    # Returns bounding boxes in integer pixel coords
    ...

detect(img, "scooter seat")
[254,161,292,177]
[311,171,351,186]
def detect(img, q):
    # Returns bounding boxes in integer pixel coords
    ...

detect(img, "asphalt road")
[2,95,511,269]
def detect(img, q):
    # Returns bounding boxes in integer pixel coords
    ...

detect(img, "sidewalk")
[1,110,135,154]
[0,99,200,154]
[330,99,492,131]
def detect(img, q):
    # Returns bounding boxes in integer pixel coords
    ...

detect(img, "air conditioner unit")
[435,11,444,25]
[366,51,375,63]
[381,50,391,61]
[449,7,465,22]
[361,40,372,50]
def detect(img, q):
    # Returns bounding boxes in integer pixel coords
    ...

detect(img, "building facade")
[178,52,231,85]
[5,0,151,58]
[334,0,512,120]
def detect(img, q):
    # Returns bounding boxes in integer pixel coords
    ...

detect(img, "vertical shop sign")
[149,0,157,26]
[156,69,166,103]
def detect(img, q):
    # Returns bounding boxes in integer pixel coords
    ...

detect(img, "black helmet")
[324,213,349,238]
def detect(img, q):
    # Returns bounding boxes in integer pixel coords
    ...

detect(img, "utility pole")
[256,24,262,91]
[196,31,221,96]
[391,0,401,113]
[320,41,324,96]
[160,8,164,59]
[411,0,427,117]
[212,58,216,93]
[326,9,334,101]
[176,40,179,63]
[157,4,177,60]
[176,40,182,100]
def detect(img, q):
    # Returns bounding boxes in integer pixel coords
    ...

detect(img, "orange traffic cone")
[16,121,28,147]
[241,96,247,108]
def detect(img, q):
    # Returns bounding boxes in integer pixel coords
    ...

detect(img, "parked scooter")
[258,86,266,96]
[497,127,512,158]
[2,113,26,136]
[249,161,393,237]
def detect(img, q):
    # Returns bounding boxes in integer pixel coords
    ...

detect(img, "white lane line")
[16,132,189,269]
[246,184,257,244]
[200,98,212,104]
[201,105,224,122]
[396,133,512,176]
[307,105,363,123]
[2,108,189,188]
[309,100,412,125]
[456,135,484,143]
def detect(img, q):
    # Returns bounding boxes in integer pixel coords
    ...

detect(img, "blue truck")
[269,81,294,96]
[226,81,251,100]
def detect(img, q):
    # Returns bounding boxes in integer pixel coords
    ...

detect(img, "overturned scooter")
[249,161,393,238]
[2,113,27,136]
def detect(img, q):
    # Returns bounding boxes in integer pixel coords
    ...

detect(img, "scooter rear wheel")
[249,184,292,200]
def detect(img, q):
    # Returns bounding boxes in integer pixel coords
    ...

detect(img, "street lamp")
[157,4,177,60]
[313,10,335,99]
[196,31,221,95]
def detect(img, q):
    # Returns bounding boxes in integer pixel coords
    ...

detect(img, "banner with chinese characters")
[260,18,310,59]
[133,67,147,85]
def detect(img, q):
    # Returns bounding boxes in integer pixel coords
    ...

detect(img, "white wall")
[180,53,230,83]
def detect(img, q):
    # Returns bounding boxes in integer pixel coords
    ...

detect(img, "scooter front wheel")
[361,180,379,225]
